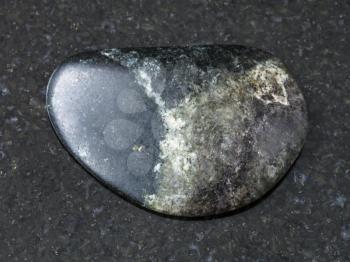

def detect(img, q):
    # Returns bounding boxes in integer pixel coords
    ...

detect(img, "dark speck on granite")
[0,0,349,261]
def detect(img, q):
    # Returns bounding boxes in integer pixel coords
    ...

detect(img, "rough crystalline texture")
[46,45,308,217]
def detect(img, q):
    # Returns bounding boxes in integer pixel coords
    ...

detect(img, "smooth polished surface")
[1,1,349,260]
[47,46,307,216]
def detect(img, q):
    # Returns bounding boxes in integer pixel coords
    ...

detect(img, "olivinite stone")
[47,45,308,217]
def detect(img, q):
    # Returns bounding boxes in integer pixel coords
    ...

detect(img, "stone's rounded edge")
[46,61,74,148]
[254,58,309,216]
[277,53,309,159]
[46,51,101,123]
[246,57,309,218]
[46,45,309,218]
[45,54,148,210]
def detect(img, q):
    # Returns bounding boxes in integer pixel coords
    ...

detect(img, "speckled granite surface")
[0,1,349,261]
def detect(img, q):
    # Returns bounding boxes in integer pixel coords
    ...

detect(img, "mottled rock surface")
[47,45,307,216]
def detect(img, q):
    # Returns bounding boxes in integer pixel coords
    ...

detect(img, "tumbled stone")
[46,45,308,217]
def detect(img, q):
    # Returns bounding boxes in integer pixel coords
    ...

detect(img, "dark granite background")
[0,0,349,261]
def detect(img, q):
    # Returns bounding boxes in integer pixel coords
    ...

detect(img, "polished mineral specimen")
[46,45,308,217]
